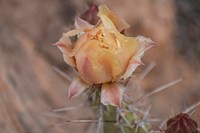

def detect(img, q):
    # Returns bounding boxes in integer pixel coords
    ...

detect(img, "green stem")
[87,87,150,133]
[103,105,118,133]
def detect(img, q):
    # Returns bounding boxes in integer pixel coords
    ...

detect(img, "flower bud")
[166,113,198,133]
[55,4,154,107]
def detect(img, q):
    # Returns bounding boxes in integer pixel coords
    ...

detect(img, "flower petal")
[101,83,124,108]
[121,59,144,80]
[99,14,130,45]
[68,77,89,100]
[71,33,89,56]
[63,54,76,67]
[53,35,72,54]
[75,39,123,84]
[99,14,120,35]
[122,36,155,80]
[135,36,156,55]
[64,28,86,37]
[98,4,130,32]
[53,35,76,67]
[74,16,94,29]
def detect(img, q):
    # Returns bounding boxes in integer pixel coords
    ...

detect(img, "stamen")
[116,39,121,49]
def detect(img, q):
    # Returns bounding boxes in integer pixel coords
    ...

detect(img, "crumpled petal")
[64,28,86,37]
[101,83,124,108]
[122,36,155,80]
[53,35,76,67]
[54,35,72,54]
[74,16,94,29]
[135,36,156,56]
[71,33,89,56]
[68,77,89,100]
[99,14,131,46]
[100,14,120,36]
[54,26,92,67]
[98,4,130,32]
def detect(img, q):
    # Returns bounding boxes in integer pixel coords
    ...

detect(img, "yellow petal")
[75,40,122,84]
[122,36,155,80]
[71,33,88,56]
[71,25,103,57]
[99,14,140,76]
[64,27,86,37]
[98,4,130,32]
[63,54,76,67]
[99,14,133,46]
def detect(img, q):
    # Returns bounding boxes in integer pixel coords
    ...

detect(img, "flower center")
[91,27,122,50]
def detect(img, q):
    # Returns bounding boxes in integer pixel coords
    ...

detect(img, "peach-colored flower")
[54,5,155,108]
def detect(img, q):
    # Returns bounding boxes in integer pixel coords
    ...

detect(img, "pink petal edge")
[52,34,77,67]
[74,16,94,29]
[136,36,155,52]
[52,35,72,53]
[53,43,70,53]
[68,77,89,100]
[53,42,76,67]
[101,83,124,108]
[122,36,155,80]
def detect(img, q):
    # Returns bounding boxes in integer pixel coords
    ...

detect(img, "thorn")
[51,66,72,82]
[138,62,156,81]
[183,101,200,114]
[51,42,58,46]
[135,60,144,65]
[52,43,66,48]
[137,78,183,102]
[52,104,84,112]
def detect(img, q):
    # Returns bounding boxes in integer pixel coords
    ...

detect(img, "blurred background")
[0,0,200,132]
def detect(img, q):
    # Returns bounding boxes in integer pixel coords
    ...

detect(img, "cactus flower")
[54,5,154,107]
